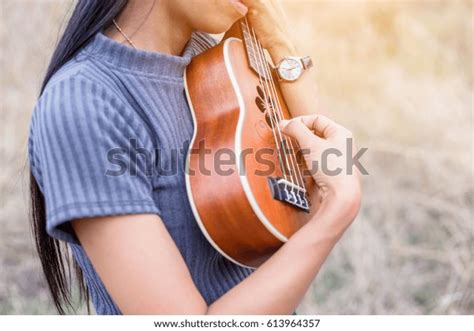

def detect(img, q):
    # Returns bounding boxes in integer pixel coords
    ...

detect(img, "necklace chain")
[112,19,137,49]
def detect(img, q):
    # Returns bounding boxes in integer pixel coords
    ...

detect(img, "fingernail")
[229,0,248,16]
[279,119,289,128]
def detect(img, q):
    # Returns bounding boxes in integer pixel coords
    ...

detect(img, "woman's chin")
[199,19,239,35]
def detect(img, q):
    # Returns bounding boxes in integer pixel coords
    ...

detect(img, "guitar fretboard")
[241,21,272,81]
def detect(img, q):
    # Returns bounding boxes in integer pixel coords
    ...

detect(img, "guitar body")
[184,35,320,268]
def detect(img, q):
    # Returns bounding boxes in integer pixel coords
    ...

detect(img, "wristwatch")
[275,56,313,82]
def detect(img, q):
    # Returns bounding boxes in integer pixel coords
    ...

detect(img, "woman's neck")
[105,0,193,56]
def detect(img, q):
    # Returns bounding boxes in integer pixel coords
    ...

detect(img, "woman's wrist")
[267,36,298,64]
[295,187,360,248]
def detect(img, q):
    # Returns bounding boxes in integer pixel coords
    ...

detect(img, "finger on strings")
[299,115,344,139]
[279,117,324,147]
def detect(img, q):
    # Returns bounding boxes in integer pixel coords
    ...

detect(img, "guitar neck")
[224,18,272,80]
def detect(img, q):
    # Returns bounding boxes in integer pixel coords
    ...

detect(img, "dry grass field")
[0,0,472,314]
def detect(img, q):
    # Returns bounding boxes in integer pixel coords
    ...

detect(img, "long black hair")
[31,0,128,314]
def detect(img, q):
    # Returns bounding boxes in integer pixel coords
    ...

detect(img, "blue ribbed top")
[28,32,253,314]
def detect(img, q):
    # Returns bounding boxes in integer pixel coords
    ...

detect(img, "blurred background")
[0,0,472,314]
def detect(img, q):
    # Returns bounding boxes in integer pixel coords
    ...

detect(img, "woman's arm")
[207,194,357,314]
[242,0,324,117]
[73,114,361,314]
[73,214,207,314]
[74,197,349,314]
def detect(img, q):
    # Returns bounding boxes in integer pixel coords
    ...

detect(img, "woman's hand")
[238,0,297,61]
[280,115,362,231]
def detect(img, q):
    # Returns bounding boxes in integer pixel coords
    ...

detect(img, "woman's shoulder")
[42,55,123,101]
[29,64,155,183]
[37,51,134,116]
[30,59,149,152]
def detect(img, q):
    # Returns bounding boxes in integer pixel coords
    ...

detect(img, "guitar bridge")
[267,177,310,212]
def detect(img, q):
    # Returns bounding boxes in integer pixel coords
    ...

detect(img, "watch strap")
[301,56,313,70]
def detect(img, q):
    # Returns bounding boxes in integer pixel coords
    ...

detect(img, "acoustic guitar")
[184,18,320,268]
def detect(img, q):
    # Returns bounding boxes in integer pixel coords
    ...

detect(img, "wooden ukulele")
[184,18,320,268]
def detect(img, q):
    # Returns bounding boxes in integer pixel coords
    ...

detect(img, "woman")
[29,0,361,314]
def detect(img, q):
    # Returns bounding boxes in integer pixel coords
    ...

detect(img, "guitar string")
[241,22,292,186]
[242,18,297,190]
[256,38,306,191]
[250,46,289,183]
[244,19,302,192]
[247,30,297,191]
[254,37,306,191]
[254,38,305,190]
[244,19,306,191]
[249,24,306,190]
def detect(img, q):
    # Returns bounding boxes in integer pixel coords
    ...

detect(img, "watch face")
[278,58,303,81]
